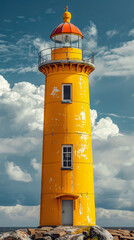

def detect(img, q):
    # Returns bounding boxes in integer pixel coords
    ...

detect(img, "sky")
[0,0,134,227]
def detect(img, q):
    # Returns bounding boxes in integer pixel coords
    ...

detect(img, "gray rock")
[0,230,31,240]
[35,237,52,240]
[82,231,88,237]
[90,226,113,240]
[56,233,85,240]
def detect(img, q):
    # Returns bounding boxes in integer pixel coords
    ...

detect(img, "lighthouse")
[38,7,96,226]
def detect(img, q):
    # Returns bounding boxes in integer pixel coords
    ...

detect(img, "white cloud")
[0,34,6,38]
[45,8,56,14]
[91,109,119,140]
[0,137,40,154]
[0,205,39,226]
[92,117,119,140]
[93,39,134,78]
[29,18,36,22]
[128,28,134,37]
[18,64,38,73]
[6,162,32,182]
[93,133,134,212]
[0,75,10,95]
[106,30,118,38]
[3,19,12,23]
[31,158,41,174]
[96,208,134,227]
[82,23,134,79]
[94,99,100,105]
[0,65,38,74]
[83,21,98,49]
[0,75,44,133]
[0,34,49,73]
[17,16,25,19]
[33,37,50,52]
[0,204,39,219]
[100,112,134,120]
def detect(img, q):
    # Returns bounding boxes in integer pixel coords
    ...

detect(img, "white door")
[62,200,73,225]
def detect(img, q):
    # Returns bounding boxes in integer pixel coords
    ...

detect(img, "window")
[62,84,72,102]
[62,145,73,169]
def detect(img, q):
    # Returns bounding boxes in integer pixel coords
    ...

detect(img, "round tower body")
[39,7,96,226]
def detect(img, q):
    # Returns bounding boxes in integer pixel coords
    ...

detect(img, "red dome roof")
[50,22,83,39]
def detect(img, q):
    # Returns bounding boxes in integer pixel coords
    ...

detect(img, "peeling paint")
[79,199,82,215]
[86,195,91,224]
[75,111,86,121]
[79,196,83,216]
[80,134,88,142]
[87,216,90,223]
[80,111,86,120]
[79,75,82,89]
[49,178,52,183]
[74,144,78,157]
[76,144,87,159]
[51,87,60,98]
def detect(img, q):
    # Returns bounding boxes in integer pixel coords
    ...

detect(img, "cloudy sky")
[0,0,134,227]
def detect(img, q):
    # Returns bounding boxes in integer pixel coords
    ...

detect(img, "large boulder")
[90,226,113,240]
[0,230,31,240]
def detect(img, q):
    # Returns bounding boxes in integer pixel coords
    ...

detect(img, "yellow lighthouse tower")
[39,7,96,226]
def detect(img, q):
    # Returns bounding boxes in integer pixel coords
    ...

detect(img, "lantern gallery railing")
[38,47,94,66]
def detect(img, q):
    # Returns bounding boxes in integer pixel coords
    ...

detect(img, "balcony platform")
[38,47,95,70]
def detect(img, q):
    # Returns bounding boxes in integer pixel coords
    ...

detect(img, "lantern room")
[50,6,83,61]
[50,7,83,49]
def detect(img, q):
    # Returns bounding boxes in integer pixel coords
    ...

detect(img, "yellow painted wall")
[40,65,96,226]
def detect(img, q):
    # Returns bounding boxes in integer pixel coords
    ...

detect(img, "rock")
[35,237,52,240]
[31,234,36,239]
[43,228,66,239]
[58,227,79,235]
[71,234,85,240]
[56,233,85,240]
[36,228,54,232]
[2,237,18,240]
[120,237,134,240]
[44,233,60,239]
[2,226,134,240]
[90,225,113,240]
[27,228,36,236]
[82,231,88,237]
[34,232,42,239]
[113,237,119,240]
[0,230,31,240]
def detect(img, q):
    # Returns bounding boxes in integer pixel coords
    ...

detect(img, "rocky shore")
[0,226,134,240]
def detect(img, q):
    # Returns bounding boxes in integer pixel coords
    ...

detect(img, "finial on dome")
[63,5,71,23]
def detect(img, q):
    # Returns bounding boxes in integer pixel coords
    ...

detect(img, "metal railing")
[38,47,94,65]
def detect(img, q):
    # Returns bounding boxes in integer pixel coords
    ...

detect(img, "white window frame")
[62,145,73,169]
[62,84,72,103]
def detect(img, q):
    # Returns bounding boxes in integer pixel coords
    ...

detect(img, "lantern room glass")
[51,34,82,49]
